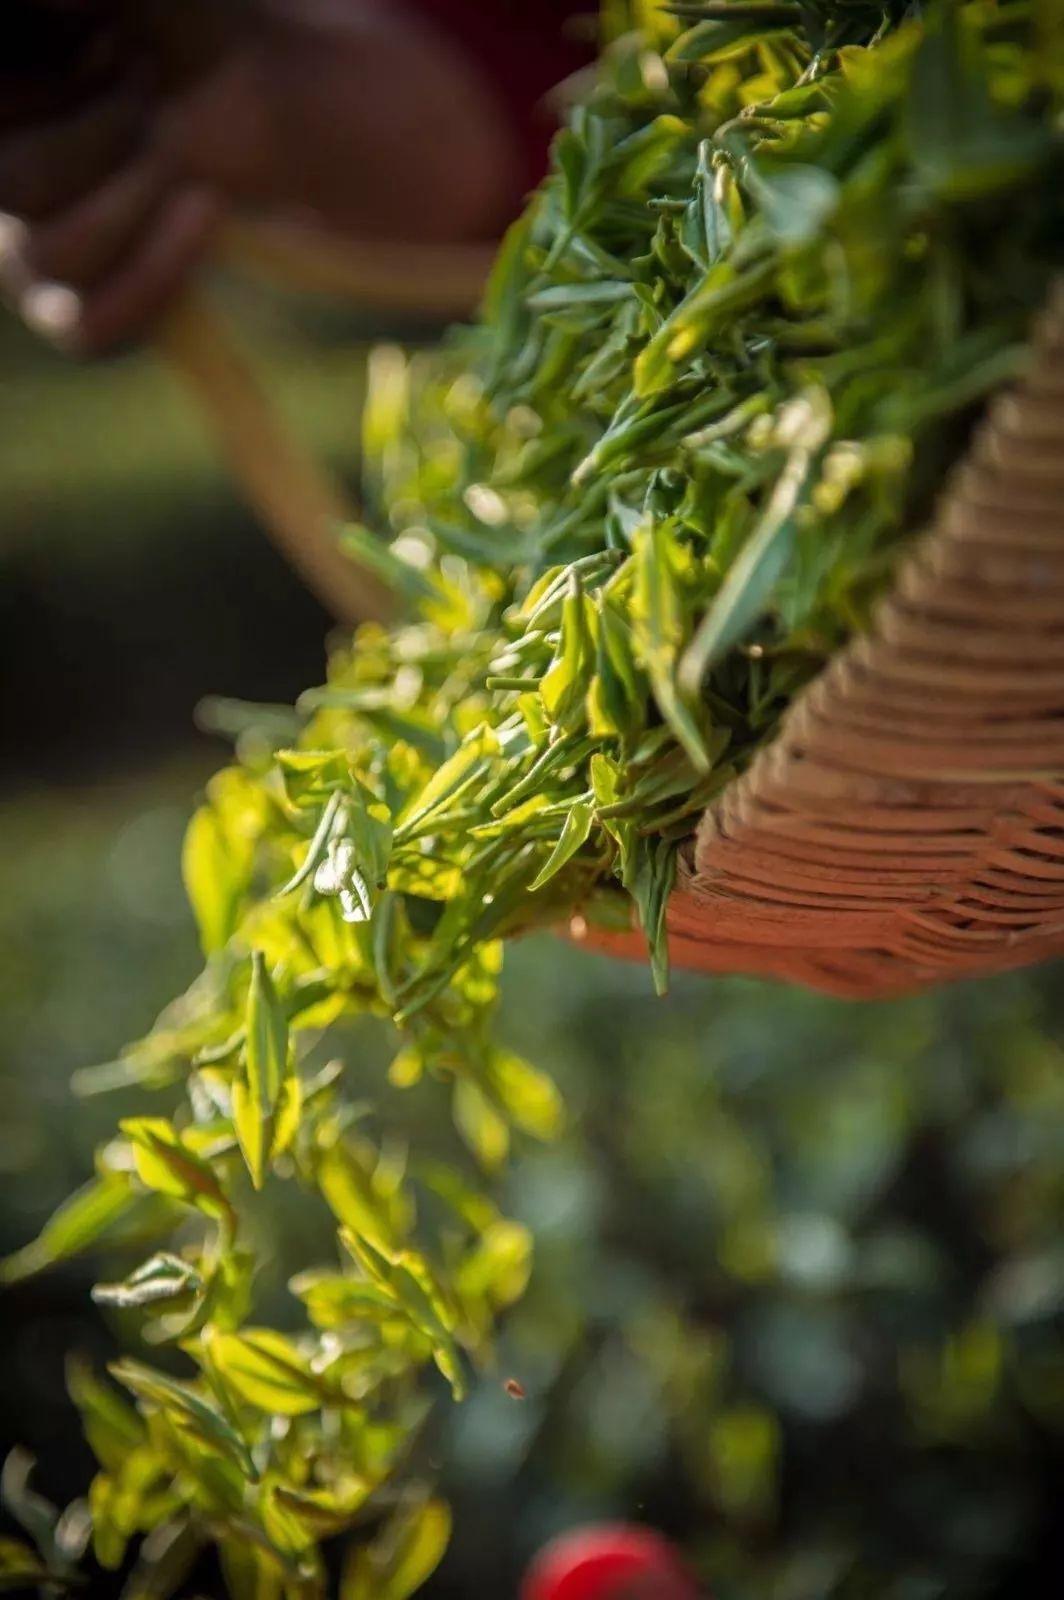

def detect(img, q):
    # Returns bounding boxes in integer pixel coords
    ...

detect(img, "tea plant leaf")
[233,953,299,1190]
[109,1360,256,1478]
[0,1174,140,1285]
[317,1140,403,1256]
[631,520,710,771]
[679,391,831,691]
[528,800,596,892]
[341,1497,452,1600]
[66,1359,145,1474]
[119,1119,233,1227]
[631,836,679,996]
[182,788,257,957]
[204,1330,324,1417]
[0,1535,49,1591]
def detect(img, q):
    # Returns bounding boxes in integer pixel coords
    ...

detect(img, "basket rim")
[578,279,1064,999]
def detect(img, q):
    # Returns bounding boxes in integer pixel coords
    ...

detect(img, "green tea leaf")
[528,800,596,892]
[182,791,256,957]
[341,1497,451,1600]
[110,1360,256,1478]
[0,1175,139,1285]
[631,837,678,996]
[0,1535,48,1591]
[540,574,594,729]
[679,391,831,691]
[487,1051,566,1141]
[67,1360,145,1475]
[234,953,297,1190]
[205,1329,324,1417]
[631,521,710,771]
[119,1119,233,1226]
[318,1141,402,1256]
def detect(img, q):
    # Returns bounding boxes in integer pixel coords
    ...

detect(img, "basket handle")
[155,286,391,625]
[153,225,493,625]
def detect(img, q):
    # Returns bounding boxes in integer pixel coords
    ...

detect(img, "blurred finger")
[18,280,83,346]
[0,212,32,298]
[0,76,147,218]
[74,183,222,351]
[16,153,166,288]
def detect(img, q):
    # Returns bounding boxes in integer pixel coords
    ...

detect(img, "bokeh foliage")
[2,785,1062,1596]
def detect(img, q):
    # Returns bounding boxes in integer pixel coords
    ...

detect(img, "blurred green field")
[0,287,378,789]
[0,285,374,543]
[1,293,1061,1600]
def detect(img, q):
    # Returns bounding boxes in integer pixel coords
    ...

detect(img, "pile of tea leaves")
[4,2,1064,1595]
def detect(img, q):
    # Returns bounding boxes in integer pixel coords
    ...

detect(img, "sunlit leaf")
[119,1120,233,1226]
[233,953,299,1190]
[110,1360,256,1478]
[341,1497,451,1600]
[67,1359,145,1475]
[204,1329,324,1417]
[182,779,259,956]
[0,1175,140,1285]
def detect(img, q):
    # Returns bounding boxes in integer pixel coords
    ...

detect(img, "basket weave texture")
[582,285,1064,998]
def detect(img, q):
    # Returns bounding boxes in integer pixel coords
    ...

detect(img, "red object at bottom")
[521,1524,700,1600]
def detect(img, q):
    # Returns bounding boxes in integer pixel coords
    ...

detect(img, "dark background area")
[1,288,1062,1599]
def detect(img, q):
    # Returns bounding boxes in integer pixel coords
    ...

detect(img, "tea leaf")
[67,1359,145,1475]
[0,1535,48,1591]
[528,800,596,892]
[205,1329,324,1417]
[183,798,254,957]
[341,1497,451,1600]
[120,1119,233,1226]
[110,1360,256,1478]
[234,953,298,1190]
[1,1174,140,1284]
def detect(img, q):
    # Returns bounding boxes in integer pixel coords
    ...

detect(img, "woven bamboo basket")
[580,282,1064,999]
[165,247,1064,1001]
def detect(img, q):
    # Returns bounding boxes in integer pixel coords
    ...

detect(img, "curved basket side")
[658,282,1064,996]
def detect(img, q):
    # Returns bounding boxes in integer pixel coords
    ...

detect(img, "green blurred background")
[1,279,1062,1600]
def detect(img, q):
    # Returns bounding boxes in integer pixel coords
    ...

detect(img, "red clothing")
[405,1,595,192]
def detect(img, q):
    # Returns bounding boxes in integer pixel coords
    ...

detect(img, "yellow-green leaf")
[119,1119,232,1225]
[488,1051,565,1141]
[341,1498,451,1600]
[528,801,595,893]
[0,1175,139,1285]
[540,574,593,728]
[246,953,287,1109]
[220,1538,285,1600]
[110,1359,255,1477]
[182,795,255,957]
[206,1329,323,1417]
[0,1535,48,1591]
[318,1142,401,1255]
[453,1078,510,1172]
[67,1359,145,1475]
[234,953,298,1189]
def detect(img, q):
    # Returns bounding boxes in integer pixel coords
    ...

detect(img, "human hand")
[0,0,518,352]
